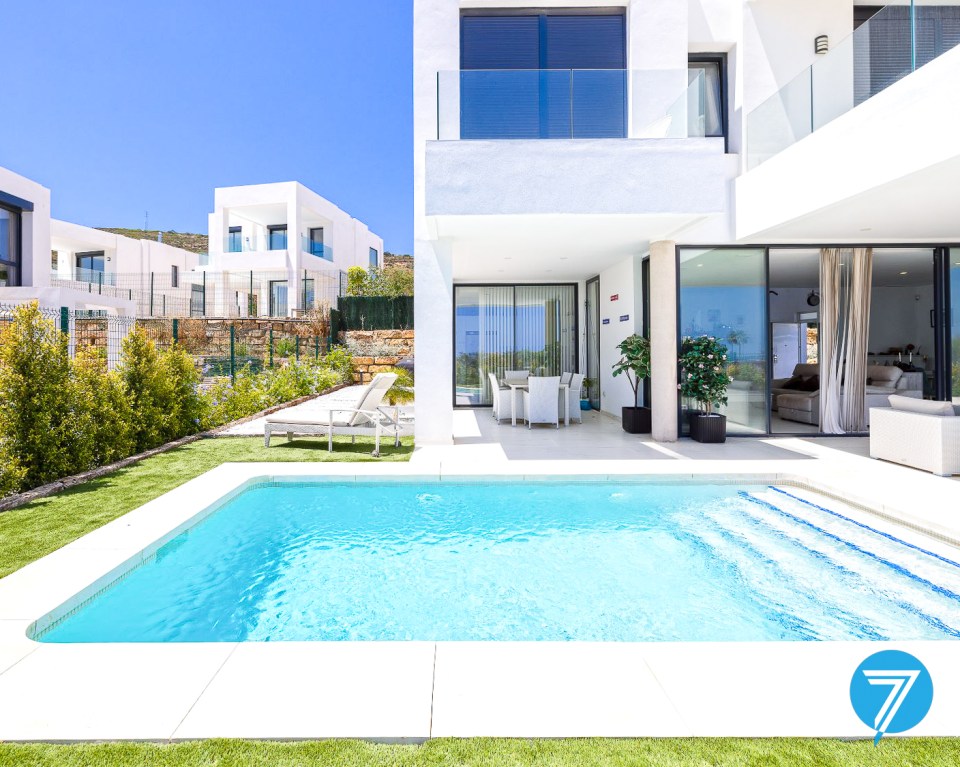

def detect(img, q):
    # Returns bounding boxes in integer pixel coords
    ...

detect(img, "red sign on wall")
[610,294,619,302]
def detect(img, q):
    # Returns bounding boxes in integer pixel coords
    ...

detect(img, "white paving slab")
[431,642,688,737]
[0,643,236,741]
[174,642,435,741]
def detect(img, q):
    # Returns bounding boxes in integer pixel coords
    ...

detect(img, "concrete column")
[287,196,302,316]
[414,238,454,445]
[650,239,678,442]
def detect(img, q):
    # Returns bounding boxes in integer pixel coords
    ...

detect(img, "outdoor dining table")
[503,379,571,427]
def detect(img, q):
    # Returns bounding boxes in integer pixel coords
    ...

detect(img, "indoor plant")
[679,335,731,443]
[612,334,651,434]
[580,377,596,411]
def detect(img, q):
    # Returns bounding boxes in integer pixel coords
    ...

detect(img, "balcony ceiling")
[436,212,710,281]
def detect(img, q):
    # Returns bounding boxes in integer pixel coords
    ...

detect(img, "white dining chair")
[567,372,585,424]
[560,372,572,386]
[523,376,561,429]
[488,372,504,420]
[504,369,529,384]
[490,372,523,423]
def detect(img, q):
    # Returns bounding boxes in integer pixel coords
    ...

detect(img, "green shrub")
[162,344,207,440]
[324,345,353,382]
[384,366,414,405]
[118,327,175,452]
[680,335,731,414]
[0,303,79,490]
[70,348,136,468]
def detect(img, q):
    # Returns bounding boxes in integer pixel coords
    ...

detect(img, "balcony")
[437,69,710,141]
[224,234,286,253]
[301,236,333,262]
[746,4,960,169]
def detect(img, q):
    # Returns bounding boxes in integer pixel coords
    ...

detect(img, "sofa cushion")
[778,393,817,412]
[792,363,819,378]
[868,366,903,387]
[888,394,956,417]
[781,375,805,390]
[797,374,820,392]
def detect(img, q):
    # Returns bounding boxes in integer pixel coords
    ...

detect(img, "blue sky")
[1,1,413,254]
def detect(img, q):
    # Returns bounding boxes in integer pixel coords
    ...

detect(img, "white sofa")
[774,364,923,427]
[870,395,960,476]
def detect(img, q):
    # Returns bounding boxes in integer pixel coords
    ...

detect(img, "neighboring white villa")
[0,166,134,315]
[204,182,384,317]
[413,0,960,444]
[51,220,200,288]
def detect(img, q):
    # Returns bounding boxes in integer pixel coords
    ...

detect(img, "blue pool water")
[39,482,960,643]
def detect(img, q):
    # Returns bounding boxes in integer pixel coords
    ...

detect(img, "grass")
[0,436,411,579]
[0,738,958,766]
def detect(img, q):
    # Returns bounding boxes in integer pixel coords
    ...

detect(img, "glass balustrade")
[437,69,707,140]
[301,235,333,261]
[747,4,960,168]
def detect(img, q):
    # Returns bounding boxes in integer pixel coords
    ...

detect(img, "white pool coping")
[2,458,960,741]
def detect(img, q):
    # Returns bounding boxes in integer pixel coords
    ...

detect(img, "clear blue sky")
[1,1,413,254]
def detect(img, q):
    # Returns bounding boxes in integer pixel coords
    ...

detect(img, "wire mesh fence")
[0,303,337,377]
[50,268,345,318]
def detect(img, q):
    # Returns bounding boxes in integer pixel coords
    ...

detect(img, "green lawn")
[0,436,411,579]
[0,738,957,767]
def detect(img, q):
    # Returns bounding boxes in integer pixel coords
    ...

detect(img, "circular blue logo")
[850,650,933,744]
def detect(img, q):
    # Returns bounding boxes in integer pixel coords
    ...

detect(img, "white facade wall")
[0,166,51,289]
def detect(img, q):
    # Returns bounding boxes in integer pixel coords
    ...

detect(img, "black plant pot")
[689,413,727,443]
[621,406,652,434]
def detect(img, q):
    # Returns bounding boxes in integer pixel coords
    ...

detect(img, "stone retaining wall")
[343,330,413,383]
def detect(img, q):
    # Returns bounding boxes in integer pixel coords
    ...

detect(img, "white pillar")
[414,238,454,445]
[650,239,678,442]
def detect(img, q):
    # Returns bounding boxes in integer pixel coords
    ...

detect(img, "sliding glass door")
[454,284,577,406]
[585,277,601,410]
[952,250,960,401]
[678,248,769,435]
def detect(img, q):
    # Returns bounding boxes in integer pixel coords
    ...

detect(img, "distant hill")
[97,228,209,255]
[384,252,413,270]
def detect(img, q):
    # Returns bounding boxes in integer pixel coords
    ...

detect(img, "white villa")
[204,182,384,317]
[413,0,960,444]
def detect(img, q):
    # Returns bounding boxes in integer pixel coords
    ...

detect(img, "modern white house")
[204,182,384,317]
[414,0,960,444]
[51,220,200,290]
[0,165,134,316]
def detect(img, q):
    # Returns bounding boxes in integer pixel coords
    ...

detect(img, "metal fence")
[50,267,345,319]
[0,303,336,377]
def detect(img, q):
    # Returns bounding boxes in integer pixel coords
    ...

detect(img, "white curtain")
[819,247,873,434]
[820,248,844,434]
[840,248,873,431]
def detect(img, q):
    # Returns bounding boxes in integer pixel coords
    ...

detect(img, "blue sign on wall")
[602,318,610,325]
[619,314,629,322]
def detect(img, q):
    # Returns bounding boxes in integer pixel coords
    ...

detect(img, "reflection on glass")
[688,61,722,137]
[270,281,288,317]
[454,285,577,406]
[0,208,17,264]
[228,228,242,253]
[952,250,960,400]
[679,248,768,435]
[268,227,287,251]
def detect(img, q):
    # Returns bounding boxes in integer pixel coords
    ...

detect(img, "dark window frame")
[688,53,728,150]
[0,202,23,287]
[267,224,288,251]
[75,250,106,273]
[451,282,580,409]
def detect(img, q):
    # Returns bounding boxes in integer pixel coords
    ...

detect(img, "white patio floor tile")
[0,643,236,741]
[642,640,960,737]
[430,642,689,737]
[0,621,37,675]
[174,641,435,741]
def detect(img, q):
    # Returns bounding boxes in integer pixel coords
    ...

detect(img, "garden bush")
[0,304,354,496]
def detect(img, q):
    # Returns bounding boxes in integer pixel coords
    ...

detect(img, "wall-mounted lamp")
[806,290,821,307]
[815,35,829,54]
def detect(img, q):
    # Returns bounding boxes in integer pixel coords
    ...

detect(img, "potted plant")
[679,335,731,443]
[580,377,596,411]
[612,334,652,434]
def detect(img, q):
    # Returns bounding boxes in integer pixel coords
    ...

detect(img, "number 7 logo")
[850,651,933,745]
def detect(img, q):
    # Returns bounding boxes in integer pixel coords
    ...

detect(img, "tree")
[611,334,651,408]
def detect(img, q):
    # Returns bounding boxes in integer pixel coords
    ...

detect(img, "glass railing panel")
[747,3,960,168]
[441,69,635,140]
[301,236,333,261]
[745,67,812,169]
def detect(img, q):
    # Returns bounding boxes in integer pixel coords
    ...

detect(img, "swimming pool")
[37,481,960,643]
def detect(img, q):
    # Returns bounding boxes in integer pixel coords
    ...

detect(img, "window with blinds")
[454,284,578,406]
[460,11,626,139]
